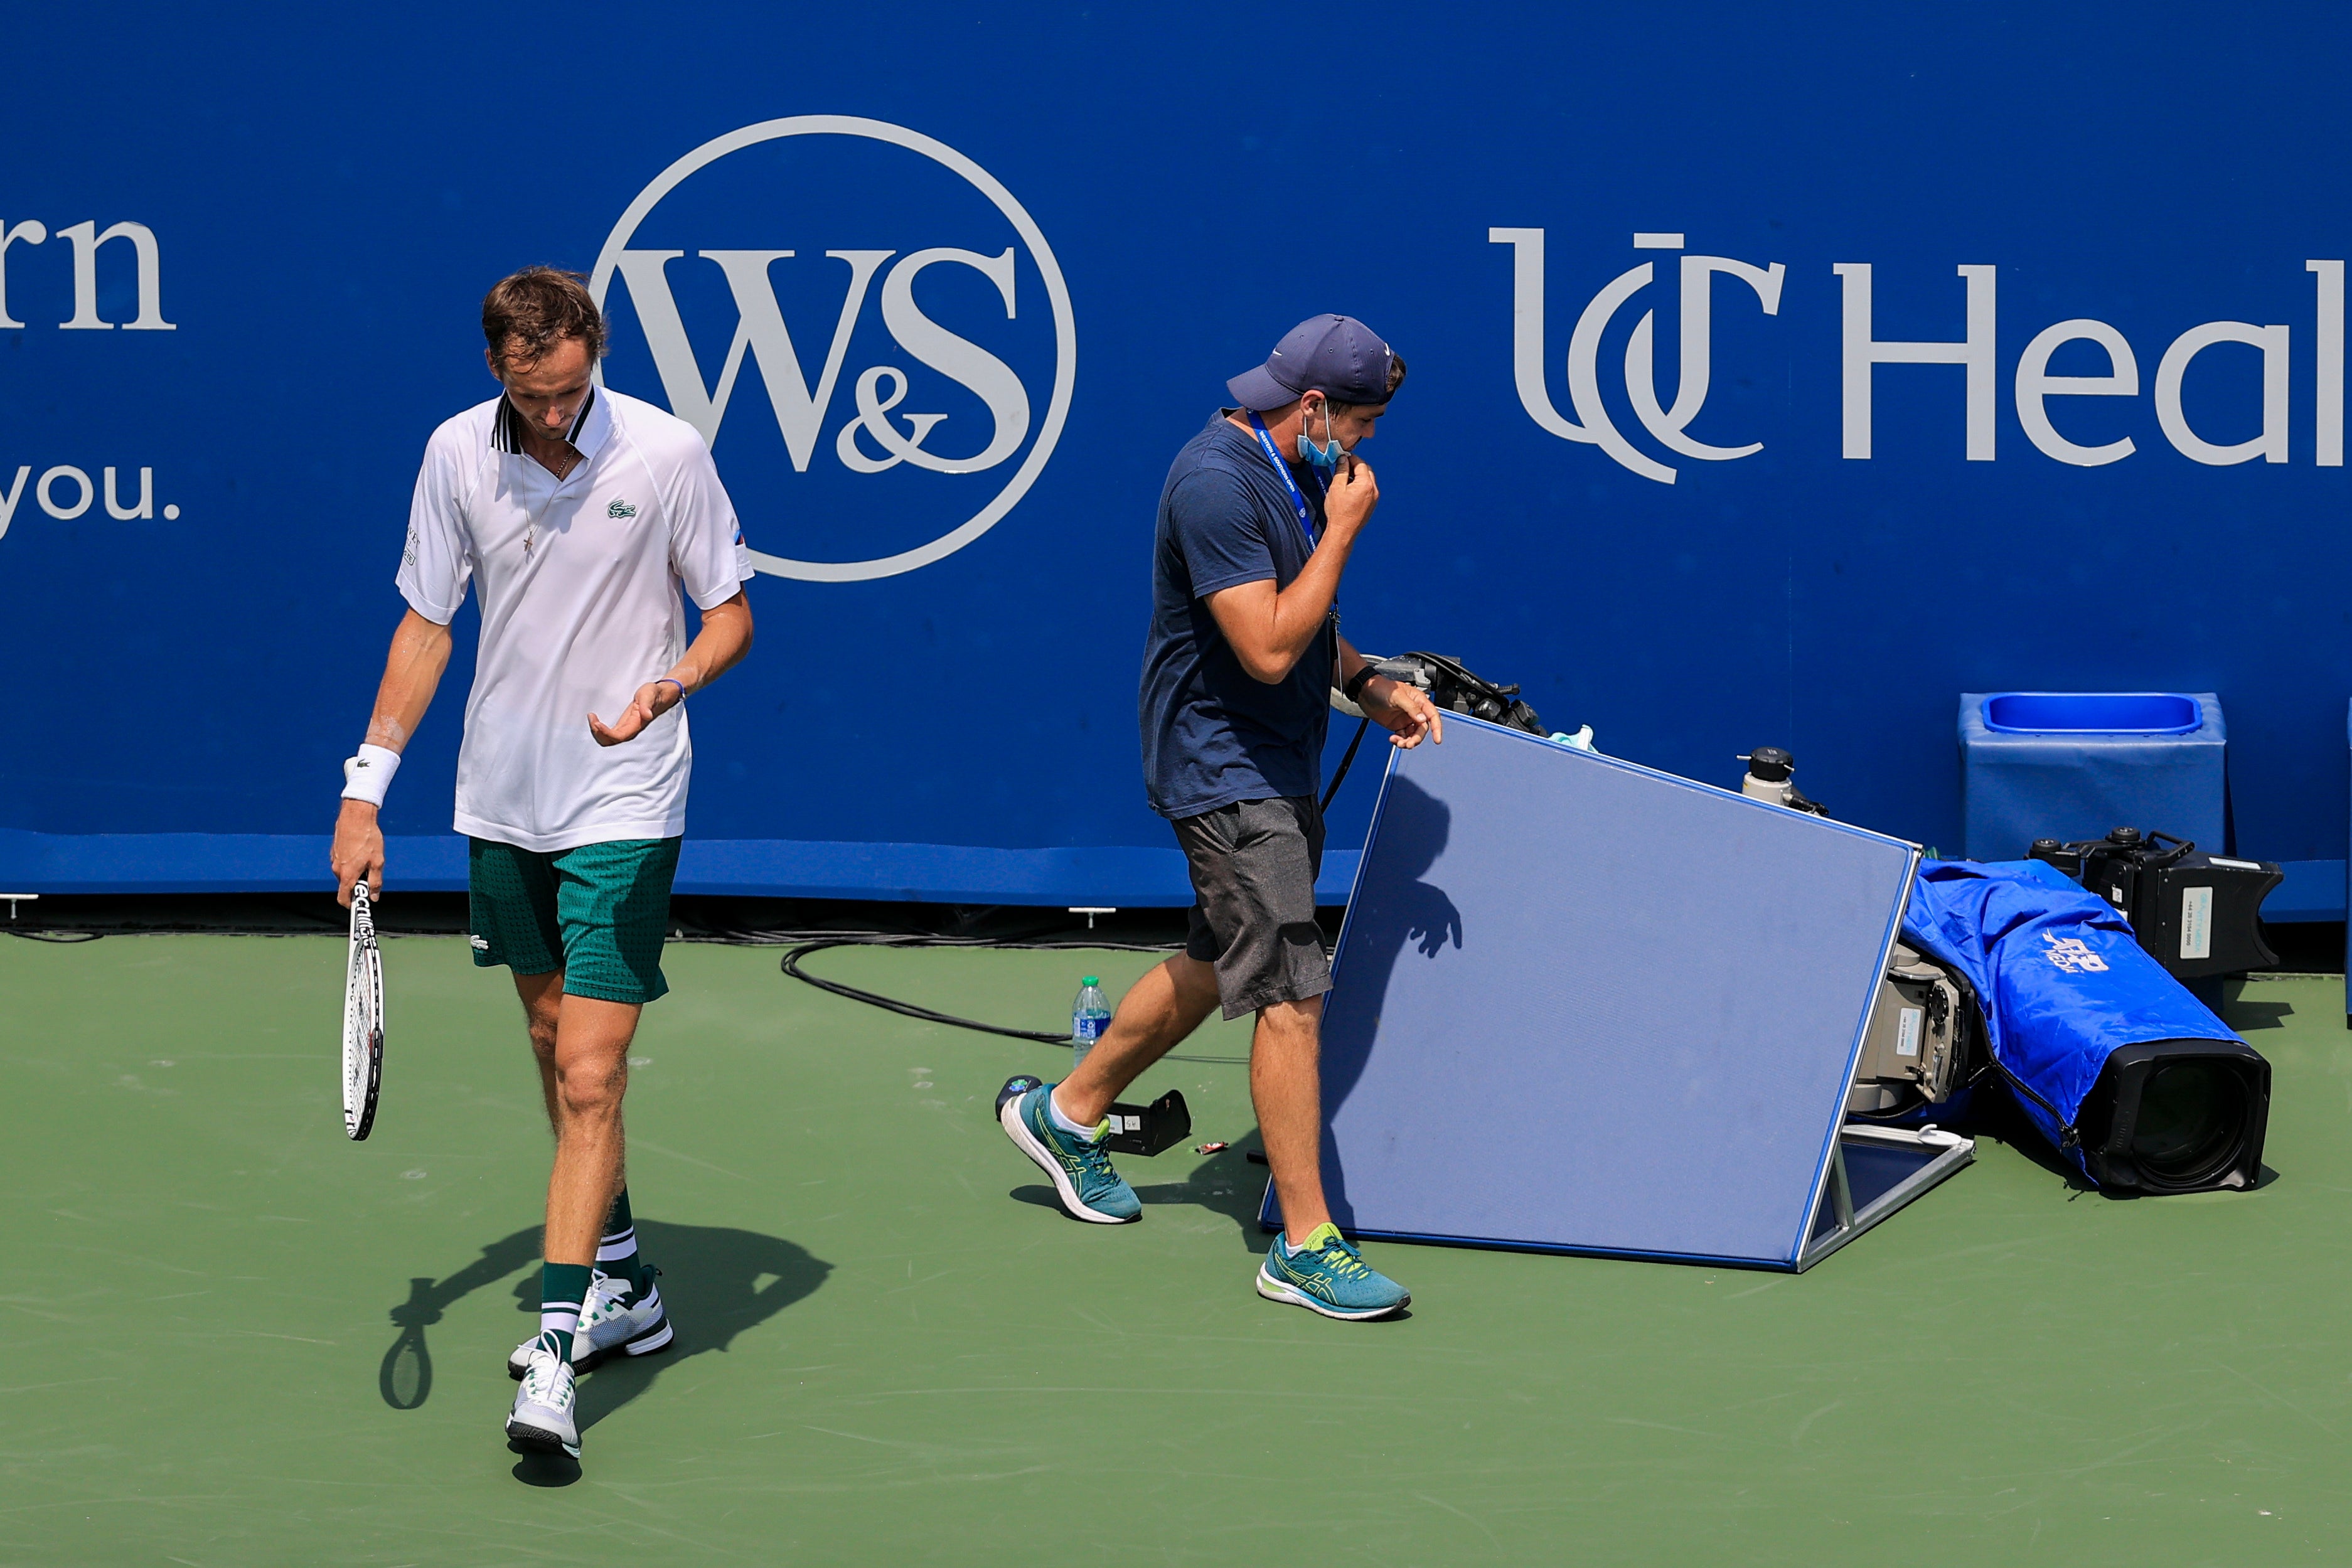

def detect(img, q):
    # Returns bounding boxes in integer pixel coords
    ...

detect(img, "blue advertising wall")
[3,4,2348,910]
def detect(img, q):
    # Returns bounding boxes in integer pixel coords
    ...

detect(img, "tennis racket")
[342,877,384,1140]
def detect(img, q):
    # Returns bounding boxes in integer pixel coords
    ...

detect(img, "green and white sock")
[596,1187,649,1294]
[538,1261,593,1362]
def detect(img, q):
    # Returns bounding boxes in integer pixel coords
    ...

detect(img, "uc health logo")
[1497,228,2346,483]
[591,116,1076,582]
[1492,228,1784,485]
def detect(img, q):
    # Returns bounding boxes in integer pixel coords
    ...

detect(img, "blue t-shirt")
[1139,410,1335,819]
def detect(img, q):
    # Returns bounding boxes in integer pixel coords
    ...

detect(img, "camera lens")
[2130,1060,2247,1188]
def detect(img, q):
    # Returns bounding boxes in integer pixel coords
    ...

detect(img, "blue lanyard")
[1246,410,1326,553]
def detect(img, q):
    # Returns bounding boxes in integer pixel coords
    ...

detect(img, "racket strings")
[343,888,385,1141]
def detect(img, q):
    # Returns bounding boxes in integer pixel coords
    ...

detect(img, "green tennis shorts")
[466,836,682,1005]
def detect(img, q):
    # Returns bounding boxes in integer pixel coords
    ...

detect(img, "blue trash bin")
[1959,691,2226,863]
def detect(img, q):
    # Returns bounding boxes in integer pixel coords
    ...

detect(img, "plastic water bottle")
[1069,976,1111,1069]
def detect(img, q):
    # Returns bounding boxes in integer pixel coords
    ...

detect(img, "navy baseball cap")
[1227,314,1398,411]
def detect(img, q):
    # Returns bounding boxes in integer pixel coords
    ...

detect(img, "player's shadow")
[1133,1133,1276,1249]
[379,1220,831,1486]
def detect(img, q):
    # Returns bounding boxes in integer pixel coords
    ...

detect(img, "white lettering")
[610,248,765,447]
[835,366,949,472]
[1835,263,1997,460]
[1569,264,1676,484]
[707,248,891,471]
[876,247,1029,473]
[37,465,92,519]
[104,465,152,520]
[57,220,173,331]
[1489,228,1600,445]
[2155,321,2289,465]
[611,248,892,467]
[2043,933,2110,974]
[2015,319,2139,467]
[1491,228,1785,484]
[0,466,27,539]
[2311,260,2344,467]
[1627,254,1785,461]
[0,221,46,330]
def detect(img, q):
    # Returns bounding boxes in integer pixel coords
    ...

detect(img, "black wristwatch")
[1342,663,1381,703]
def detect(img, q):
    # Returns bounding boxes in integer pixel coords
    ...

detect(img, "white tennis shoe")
[507,1271,673,1379]
[505,1336,580,1458]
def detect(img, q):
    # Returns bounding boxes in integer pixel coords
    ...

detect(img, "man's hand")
[589,680,683,747]
[331,799,386,907]
[1323,452,1379,536]
[1362,676,1443,750]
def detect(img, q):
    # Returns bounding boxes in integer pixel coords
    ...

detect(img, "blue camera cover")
[1900,859,2240,1178]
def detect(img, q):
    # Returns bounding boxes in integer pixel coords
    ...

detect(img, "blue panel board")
[1270,718,1916,1269]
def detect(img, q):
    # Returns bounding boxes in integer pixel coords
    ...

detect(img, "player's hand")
[589,680,682,747]
[1363,676,1443,750]
[331,800,386,907]
[1323,452,1379,536]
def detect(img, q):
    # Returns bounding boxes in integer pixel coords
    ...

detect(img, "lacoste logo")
[607,499,638,519]
[2042,932,2110,974]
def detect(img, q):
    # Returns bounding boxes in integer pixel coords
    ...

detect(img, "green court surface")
[4,932,2350,1565]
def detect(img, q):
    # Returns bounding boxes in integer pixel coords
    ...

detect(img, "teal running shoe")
[999,1082,1141,1224]
[1256,1222,1410,1320]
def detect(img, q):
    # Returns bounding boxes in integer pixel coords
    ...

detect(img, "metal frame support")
[1797,1124,1975,1271]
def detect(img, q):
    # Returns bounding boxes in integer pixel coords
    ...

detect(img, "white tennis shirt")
[396,388,753,852]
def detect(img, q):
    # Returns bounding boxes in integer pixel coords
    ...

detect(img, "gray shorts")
[1173,795,1330,1020]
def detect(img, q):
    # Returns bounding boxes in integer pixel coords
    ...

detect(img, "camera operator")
[996,315,1441,1320]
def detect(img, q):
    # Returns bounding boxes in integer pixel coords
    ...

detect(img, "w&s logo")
[590,117,1076,582]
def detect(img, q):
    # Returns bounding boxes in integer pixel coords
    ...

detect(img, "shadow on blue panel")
[1318,774,1462,1228]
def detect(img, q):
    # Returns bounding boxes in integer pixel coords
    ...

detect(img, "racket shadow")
[381,1227,542,1411]
[381,1220,833,1432]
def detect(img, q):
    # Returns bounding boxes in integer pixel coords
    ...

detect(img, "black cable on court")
[754,925,1246,1062]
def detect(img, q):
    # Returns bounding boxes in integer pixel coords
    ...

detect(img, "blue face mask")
[1296,401,1348,471]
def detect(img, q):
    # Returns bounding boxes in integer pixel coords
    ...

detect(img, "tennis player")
[328,267,754,1458]
[999,315,1441,1319]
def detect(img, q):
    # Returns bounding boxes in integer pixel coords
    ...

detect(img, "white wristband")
[341,744,402,807]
